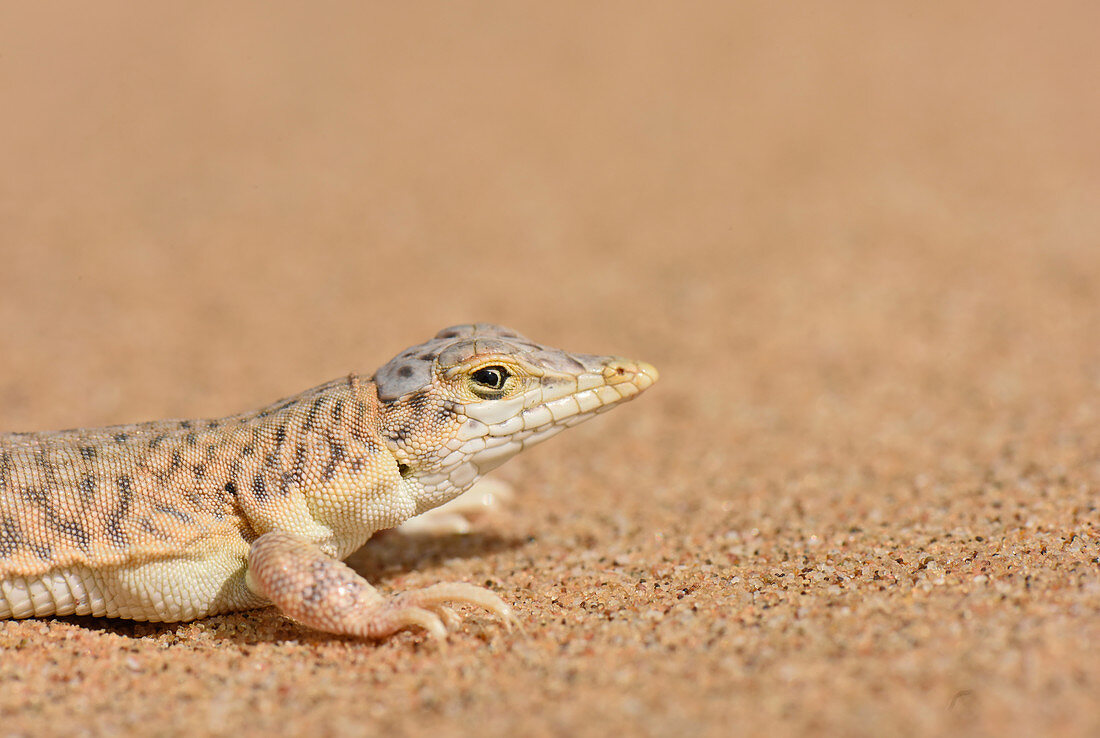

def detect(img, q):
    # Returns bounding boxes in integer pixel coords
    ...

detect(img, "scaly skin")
[0,324,658,639]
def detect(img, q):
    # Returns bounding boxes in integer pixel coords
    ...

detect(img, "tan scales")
[0,324,657,639]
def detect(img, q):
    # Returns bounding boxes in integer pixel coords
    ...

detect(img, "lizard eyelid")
[471,365,509,390]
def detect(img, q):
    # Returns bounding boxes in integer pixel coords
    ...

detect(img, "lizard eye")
[471,365,510,391]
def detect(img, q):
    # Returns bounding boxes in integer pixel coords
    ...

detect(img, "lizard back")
[0,375,380,579]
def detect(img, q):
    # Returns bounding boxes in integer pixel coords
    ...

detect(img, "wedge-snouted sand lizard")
[0,324,658,639]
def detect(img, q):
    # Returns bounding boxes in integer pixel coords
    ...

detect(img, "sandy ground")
[2,3,1099,736]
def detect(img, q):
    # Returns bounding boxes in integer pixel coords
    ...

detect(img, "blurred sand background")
[2,2,1099,736]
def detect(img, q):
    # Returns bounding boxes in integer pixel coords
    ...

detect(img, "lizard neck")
[234,375,416,559]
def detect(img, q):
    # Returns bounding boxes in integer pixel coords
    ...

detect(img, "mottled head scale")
[372,324,658,513]
[373,324,596,402]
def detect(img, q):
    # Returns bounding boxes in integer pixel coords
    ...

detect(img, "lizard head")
[372,324,659,512]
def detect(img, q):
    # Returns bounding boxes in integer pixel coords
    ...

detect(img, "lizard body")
[0,324,657,638]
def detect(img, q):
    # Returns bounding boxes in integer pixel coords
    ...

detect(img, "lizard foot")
[246,531,513,640]
[395,478,515,536]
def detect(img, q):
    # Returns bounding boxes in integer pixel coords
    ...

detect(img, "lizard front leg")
[245,531,513,639]
[396,479,515,536]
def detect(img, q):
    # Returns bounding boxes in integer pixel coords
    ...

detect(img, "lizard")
[0,324,658,640]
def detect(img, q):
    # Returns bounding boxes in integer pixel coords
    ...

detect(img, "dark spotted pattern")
[0,376,385,577]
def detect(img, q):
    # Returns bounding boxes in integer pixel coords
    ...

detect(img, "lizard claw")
[369,604,448,640]
[391,582,514,636]
[433,605,462,630]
